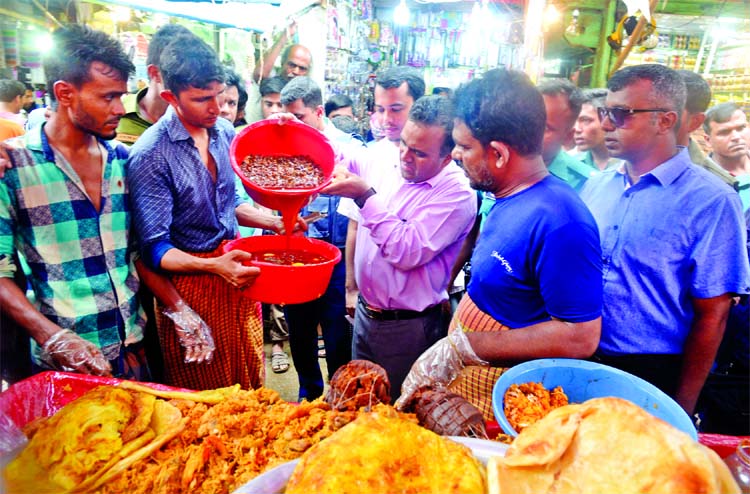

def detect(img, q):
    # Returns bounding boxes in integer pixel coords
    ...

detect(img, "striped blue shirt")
[127,106,244,268]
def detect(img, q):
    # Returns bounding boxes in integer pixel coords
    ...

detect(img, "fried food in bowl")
[488,397,740,494]
[503,382,568,433]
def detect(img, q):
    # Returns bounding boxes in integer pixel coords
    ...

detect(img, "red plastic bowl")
[230,119,335,213]
[223,235,341,305]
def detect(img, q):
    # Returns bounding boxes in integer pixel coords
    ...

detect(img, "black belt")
[358,296,441,321]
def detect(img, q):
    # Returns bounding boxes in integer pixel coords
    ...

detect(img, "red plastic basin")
[223,235,341,305]
[230,119,335,213]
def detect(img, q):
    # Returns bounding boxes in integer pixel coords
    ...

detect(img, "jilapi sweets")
[240,154,324,189]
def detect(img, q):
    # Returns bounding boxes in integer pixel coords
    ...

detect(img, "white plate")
[233,436,508,494]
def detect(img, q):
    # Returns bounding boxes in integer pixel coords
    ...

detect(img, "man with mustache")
[704,102,750,212]
[580,64,750,415]
[325,95,476,402]
[0,25,167,380]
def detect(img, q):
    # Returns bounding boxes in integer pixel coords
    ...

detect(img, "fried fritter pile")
[98,387,368,494]
[4,386,183,494]
[504,382,569,433]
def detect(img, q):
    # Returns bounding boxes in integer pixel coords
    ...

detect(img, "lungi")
[447,294,510,421]
[155,242,264,390]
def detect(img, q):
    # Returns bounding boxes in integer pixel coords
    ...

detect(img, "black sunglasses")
[597,107,669,128]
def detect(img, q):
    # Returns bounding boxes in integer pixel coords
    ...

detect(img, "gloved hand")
[40,328,112,376]
[163,301,215,364]
[395,326,488,410]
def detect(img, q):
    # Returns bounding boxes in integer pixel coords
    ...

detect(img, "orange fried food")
[97,388,388,494]
[504,382,568,433]
[286,411,486,494]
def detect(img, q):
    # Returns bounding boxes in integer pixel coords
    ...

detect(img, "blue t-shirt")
[468,175,602,328]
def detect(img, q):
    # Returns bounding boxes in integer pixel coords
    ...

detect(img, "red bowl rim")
[230,119,335,194]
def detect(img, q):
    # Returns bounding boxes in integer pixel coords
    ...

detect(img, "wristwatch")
[354,187,376,208]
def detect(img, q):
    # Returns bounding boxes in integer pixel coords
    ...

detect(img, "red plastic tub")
[230,119,335,213]
[223,235,341,305]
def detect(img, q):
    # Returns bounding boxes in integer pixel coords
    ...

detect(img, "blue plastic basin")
[492,358,697,440]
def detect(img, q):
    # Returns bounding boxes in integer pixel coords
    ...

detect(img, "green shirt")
[735,173,750,212]
[116,87,152,145]
[548,150,622,192]
[0,124,146,364]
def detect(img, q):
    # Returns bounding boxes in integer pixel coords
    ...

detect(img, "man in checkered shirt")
[0,25,203,380]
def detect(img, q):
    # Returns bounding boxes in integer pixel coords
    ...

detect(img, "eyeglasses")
[597,107,669,128]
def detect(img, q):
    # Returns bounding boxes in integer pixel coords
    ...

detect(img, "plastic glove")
[395,326,488,410]
[39,328,112,376]
[163,301,215,364]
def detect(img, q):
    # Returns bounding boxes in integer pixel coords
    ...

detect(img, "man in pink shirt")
[325,95,477,401]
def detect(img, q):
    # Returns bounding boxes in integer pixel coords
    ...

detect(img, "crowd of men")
[1,22,748,436]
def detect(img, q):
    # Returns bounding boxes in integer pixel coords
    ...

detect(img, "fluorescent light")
[394,0,410,26]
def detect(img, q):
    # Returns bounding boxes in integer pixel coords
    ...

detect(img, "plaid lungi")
[447,294,510,421]
[155,242,264,391]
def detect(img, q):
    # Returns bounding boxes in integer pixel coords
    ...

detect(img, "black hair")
[224,69,248,112]
[324,94,353,117]
[580,88,608,108]
[279,76,321,108]
[608,64,686,118]
[330,115,359,134]
[703,102,741,134]
[408,95,454,156]
[0,79,26,102]
[454,68,546,156]
[537,78,584,123]
[259,75,287,97]
[146,24,194,66]
[44,24,134,109]
[376,66,425,102]
[676,69,711,114]
[159,35,224,95]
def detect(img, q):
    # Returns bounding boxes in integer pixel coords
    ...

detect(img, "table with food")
[3,119,748,494]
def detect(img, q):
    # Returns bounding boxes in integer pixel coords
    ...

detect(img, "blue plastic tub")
[492,358,697,440]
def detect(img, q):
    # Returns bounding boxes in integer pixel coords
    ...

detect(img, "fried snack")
[413,388,487,438]
[286,411,486,494]
[503,382,568,432]
[325,360,391,411]
[98,388,384,494]
[487,397,741,494]
[4,386,184,494]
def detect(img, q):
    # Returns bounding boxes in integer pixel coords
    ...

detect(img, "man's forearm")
[159,248,218,275]
[467,317,601,367]
[252,31,289,82]
[675,295,733,414]
[134,258,182,310]
[236,203,279,231]
[0,278,62,346]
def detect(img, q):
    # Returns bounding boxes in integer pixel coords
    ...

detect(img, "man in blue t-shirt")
[397,69,603,417]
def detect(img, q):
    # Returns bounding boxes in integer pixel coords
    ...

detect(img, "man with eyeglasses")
[580,64,750,417]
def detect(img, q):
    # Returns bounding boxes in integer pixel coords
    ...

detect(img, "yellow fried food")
[4,385,183,494]
[286,411,486,494]
[488,397,740,494]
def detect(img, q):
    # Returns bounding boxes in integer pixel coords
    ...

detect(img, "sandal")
[271,351,290,373]
[317,337,326,359]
